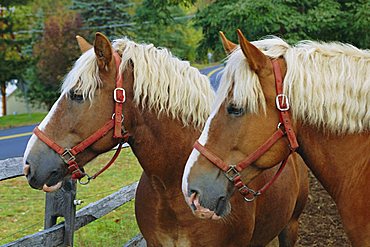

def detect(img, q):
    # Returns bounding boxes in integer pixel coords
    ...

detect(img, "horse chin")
[188,193,223,220]
[42,181,63,192]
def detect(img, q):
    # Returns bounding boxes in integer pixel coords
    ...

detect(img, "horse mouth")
[42,171,64,192]
[189,193,221,220]
[43,181,63,192]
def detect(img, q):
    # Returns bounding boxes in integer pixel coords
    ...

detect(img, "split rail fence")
[0,157,146,247]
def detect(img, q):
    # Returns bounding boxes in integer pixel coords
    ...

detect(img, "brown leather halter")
[194,59,299,201]
[33,51,130,182]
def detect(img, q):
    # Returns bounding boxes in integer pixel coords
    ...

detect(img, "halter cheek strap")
[33,51,130,181]
[193,59,298,202]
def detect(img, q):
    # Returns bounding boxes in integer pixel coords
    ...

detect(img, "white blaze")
[181,108,218,198]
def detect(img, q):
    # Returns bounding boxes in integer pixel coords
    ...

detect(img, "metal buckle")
[239,185,261,202]
[275,94,290,111]
[61,149,76,163]
[224,165,240,182]
[114,88,126,103]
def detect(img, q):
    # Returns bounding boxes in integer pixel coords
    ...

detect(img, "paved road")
[0,65,224,160]
[201,64,224,91]
[0,124,36,159]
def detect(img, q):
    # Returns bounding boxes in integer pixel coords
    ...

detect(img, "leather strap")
[271,60,298,150]
[236,128,285,171]
[33,127,65,155]
[193,141,229,171]
[113,52,125,138]
[70,120,115,155]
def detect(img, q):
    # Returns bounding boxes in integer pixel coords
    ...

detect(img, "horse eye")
[69,91,84,102]
[227,104,245,117]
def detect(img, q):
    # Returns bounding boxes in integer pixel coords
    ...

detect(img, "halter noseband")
[33,51,130,181]
[194,59,299,202]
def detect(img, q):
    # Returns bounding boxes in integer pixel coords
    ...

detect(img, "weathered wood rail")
[0,157,146,247]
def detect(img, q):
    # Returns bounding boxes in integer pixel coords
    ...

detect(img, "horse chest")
[154,232,192,247]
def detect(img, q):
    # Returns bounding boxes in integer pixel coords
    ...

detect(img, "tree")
[195,0,369,60]
[71,0,132,40]
[28,7,83,109]
[134,0,201,61]
[0,0,31,116]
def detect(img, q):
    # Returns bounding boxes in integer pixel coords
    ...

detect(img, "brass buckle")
[61,149,76,163]
[224,165,240,182]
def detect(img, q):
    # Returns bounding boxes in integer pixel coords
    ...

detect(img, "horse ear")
[76,35,92,54]
[94,32,113,70]
[219,31,237,55]
[236,29,267,72]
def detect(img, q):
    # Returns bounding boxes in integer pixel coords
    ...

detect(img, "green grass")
[192,62,219,70]
[0,113,47,129]
[0,148,143,246]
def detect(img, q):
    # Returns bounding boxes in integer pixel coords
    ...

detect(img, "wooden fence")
[0,157,146,247]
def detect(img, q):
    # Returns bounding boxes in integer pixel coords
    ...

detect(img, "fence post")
[44,179,77,247]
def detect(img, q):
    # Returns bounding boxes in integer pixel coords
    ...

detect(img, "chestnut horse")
[23,32,308,246]
[182,29,370,247]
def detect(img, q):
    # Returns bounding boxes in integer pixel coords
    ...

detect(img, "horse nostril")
[188,189,201,210]
[215,196,227,216]
[50,170,58,177]
[189,189,200,197]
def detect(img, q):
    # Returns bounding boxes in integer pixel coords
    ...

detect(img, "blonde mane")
[62,38,214,129]
[218,37,370,134]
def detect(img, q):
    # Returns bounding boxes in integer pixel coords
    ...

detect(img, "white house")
[0,84,47,117]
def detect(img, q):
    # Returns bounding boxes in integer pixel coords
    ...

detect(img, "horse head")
[23,33,136,192]
[182,30,294,219]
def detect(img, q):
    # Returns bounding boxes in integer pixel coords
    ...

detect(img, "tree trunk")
[1,83,6,116]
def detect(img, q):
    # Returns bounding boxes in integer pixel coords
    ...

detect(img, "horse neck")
[129,109,201,190]
[297,125,370,244]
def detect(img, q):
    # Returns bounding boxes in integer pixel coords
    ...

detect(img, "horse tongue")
[42,181,62,192]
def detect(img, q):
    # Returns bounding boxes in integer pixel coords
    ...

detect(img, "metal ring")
[111,113,124,122]
[243,194,257,202]
[78,174,92,185]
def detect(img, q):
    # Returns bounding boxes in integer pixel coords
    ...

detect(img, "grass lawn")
[0,113,47,130]
[0,148,143,246]
[192,62,219,70]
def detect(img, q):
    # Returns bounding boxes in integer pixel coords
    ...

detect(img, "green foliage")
[71,0,132,39]
[0,5,31,81]
[0,0,30,7]
[196,0,369,60]
[24,5,83,109]
[134,0,201,60]
[0,1,33,115]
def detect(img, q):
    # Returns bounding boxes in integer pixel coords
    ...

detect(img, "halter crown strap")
[271,59,299,150]
[112,52,125,138]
